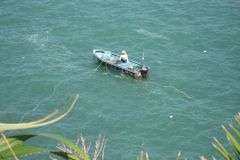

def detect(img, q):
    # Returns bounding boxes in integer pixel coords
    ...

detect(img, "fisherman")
[119,50,128,63]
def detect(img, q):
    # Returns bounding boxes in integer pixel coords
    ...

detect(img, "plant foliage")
[212,113,240,160]
[0,95,90,160]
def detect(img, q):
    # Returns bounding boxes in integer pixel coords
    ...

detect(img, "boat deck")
[94,50,142,74]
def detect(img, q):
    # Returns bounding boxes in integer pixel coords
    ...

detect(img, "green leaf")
[51,151,81,160]
[229,125,240,138]
[222,126,240,154]
[213,137,234,160]
[36,133,90,160]
[0,134,35,153]
[6,133,90,160]
[0,144,48,159]
[0,133,87,160]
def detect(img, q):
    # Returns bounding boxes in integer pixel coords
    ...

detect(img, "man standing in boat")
[119,50,128,63]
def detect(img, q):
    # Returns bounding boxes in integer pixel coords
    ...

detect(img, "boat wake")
[135,29,164,39]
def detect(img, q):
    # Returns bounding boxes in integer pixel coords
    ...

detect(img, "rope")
[95,61,103,71]
[143,81,193,100]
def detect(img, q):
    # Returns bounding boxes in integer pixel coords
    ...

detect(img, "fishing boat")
[93,49,149,79]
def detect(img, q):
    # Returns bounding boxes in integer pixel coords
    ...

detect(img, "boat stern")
[134,65,149,79]
[140,65,149,78]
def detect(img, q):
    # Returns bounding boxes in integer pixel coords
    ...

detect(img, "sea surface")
[0,0,239,159]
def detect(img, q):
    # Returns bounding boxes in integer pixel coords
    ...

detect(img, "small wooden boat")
[93,49,149,79]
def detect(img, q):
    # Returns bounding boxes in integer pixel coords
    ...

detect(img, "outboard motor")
[140,65,148,78]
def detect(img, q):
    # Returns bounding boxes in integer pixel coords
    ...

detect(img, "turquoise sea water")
[0,0,239,159]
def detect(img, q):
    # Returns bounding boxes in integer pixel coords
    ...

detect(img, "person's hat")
[121,50,127,54]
